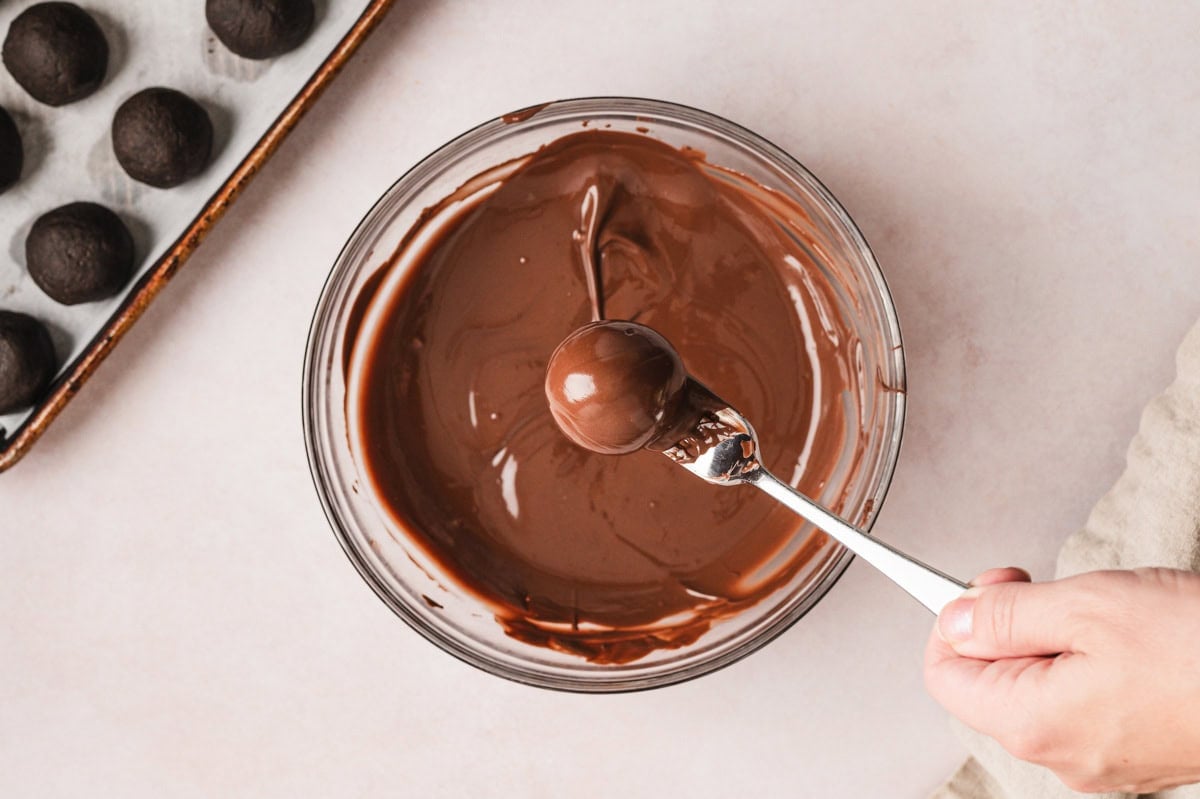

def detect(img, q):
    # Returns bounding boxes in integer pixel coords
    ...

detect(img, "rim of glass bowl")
[302,97,907,693]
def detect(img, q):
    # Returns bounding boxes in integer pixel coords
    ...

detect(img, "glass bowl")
[302,97,905,692]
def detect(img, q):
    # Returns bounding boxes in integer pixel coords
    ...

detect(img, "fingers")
[925,567,1059,744]
[970,567,1032,587]
[938,571,1076,660]
[924,628,1062,748]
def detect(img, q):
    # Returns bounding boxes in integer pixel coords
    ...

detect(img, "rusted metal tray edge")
[0,0,397,474]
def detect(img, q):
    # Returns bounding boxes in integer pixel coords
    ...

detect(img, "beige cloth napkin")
[932,318,1200,799]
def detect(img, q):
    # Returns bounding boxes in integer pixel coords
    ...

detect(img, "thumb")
[938,578,1075,659]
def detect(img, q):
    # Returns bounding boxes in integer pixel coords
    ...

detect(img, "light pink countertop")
[3,3,1198,796]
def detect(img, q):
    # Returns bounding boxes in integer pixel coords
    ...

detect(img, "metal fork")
[664,405,967,614]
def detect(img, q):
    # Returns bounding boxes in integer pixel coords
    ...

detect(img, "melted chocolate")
[347,131,861,663]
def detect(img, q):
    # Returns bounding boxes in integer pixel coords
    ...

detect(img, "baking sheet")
[0,0,392,469]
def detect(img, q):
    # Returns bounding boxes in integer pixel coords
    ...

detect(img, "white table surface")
[4,3,1199,797]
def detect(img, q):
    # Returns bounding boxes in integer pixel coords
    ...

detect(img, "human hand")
[924,567,1200,794]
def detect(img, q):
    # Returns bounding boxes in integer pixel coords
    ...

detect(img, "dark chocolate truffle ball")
[0,106,22,192]
[2,2,108,106]
[26,202,135,305]
[545,321,688,455]
[112,88,213,188]
[0,311,57,414]
[206,0,315,60]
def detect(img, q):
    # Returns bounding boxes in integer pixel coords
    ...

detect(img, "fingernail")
[938,597,976,643]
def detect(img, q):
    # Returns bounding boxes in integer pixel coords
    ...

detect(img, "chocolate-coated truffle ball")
[0,106,22,192]
[545,321,687,455]
[26,202,134,305]
[0,311,56,414]
[2,2,108,106]
[206,0,315,60]
[112,88,213,188]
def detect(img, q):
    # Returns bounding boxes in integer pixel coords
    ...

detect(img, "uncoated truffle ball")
[2,2,109,107]
[0,311,57,414]
[26,202,135,305]
[112,88,213,188]
[206,0,315,60]
[0,106,22,192]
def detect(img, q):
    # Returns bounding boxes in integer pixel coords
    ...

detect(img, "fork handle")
[749,469,968,614]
